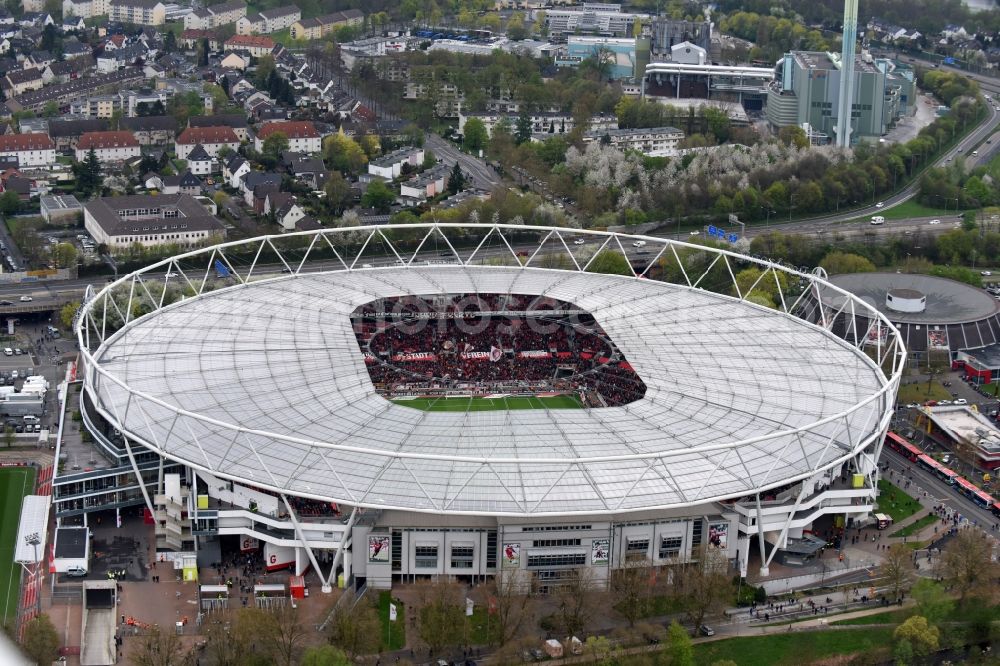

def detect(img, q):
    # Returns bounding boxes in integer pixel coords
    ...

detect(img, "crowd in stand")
[352,295,647,407]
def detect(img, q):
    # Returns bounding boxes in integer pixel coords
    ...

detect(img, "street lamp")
[789,193,796,222]
[24,533,41,617]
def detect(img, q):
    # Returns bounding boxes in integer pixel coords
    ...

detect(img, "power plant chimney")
[835,0,859,148]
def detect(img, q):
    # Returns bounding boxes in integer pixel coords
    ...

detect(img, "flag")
[389,603,397,622]
[488,596,498,615]
[489,345,502,362]
[465,598,474,617]
[116,508,121,528]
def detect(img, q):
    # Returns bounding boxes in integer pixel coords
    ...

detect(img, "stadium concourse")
[73,224,904,594]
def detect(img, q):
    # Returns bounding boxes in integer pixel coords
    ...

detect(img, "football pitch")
[394,394,585,411]
[0,466,35,627]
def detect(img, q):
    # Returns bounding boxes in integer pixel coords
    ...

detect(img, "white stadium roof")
[80,225,902,517]
[15,495,50,564]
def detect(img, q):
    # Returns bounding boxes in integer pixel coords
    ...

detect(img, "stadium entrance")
[352,293,647,408]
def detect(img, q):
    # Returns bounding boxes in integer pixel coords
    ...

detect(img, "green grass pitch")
[0,466,35,627]
[393,394,585,411]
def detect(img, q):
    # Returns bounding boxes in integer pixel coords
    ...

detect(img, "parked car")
[699,625,715,636]
[18,295,32,302]
[955,398,968,405]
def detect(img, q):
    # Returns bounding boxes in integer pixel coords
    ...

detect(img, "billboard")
[928,329,949,350]
[502,543,520,568]
[708,522,729,550]
[368,535,390,563]
[240,536,259,552]
[591,539,609,565]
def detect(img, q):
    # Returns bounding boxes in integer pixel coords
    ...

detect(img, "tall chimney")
[835,0,859,148]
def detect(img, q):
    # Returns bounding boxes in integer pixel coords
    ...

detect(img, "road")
[425,134,501,190]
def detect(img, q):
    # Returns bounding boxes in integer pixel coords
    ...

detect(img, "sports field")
[394,394,585,411]
[0,466,35,627]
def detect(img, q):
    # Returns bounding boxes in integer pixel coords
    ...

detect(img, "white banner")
[465,598,474,617]
[389,603,397,622]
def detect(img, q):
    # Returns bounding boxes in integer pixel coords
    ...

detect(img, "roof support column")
[325,507,358,593]
[754,493,769,577]
[279,494,327,588]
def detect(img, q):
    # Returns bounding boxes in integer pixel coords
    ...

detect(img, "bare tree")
[936,529,998,605]
[880,543,915,600]
[416,579,465,654]
[264,604,311,666]
[612,557,654,626]
[553,568,603,638]
[674,546,732,634]
[328,590,382,657]
[484,568,534,647]
[128,624,192,666]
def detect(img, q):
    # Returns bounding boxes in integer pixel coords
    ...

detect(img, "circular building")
[822,272,1000,362]
[76,225,903,589]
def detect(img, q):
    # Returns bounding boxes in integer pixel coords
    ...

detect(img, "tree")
[20,614,60,666]
[484,568,533,646]
[911,579,953,625]
[515,109,533,145]
[4,425,14,448]
[323,133,367,175]
[612,557,653,626]
[327,591,381,657]
[324,172,352,215]
[74,147,102,196]
[667,620,694,666]
[447,163,465,195]
[258,604,309,666]
[586,250,632,276]
[198,37,210,66]
[41,100,59,118]
[51,242,78,269]
[262,131,290,158]
[358,134,381,159]
[254,54,276,89]
[879,543,915,600]
[819,251,877,275]
[417,580,465,654]
[127,624,189,666]
[462,117,488,153]
[300,645,350,666]
[361,180,395,212]
[60,301,79,329]
[675,546,731,636]
[936,529,997,604]
[0,190,19,215]
[893,615,940,659]
[164,29,177,53]
[552,568,602,638]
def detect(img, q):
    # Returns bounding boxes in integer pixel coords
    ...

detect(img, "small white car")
[18,295,31,302]
[875,201,885,208]
[165,272,179,278]
[982,271,993,276]
[573,238,586,245]
[929,219,941,225]
[955,398,968,405]
[632,240,646,248]
[938,400,952,406]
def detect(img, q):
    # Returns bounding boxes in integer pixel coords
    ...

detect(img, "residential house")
[220,51,249,70]
[183,0,245,30]
[283,152,326,189]
[223,153,250,188]
[63,0,107,19]
[236,5,299,35]
[62,38,92,59]
[0,133,55,166]
[21,0,43,12]
[175,126,239,158]
[189,114,248,141]
[1,169,33,199]
[47,118,108,152]
[160,170,202,195]
[399,164,449,201]
[19,12,53,27]
[4,67,145,115]
[254,120,321,154]
[186,144,212,175]
[3,68,43,96]
[368,146,424,179]
[228,77,255,96]
[179,29,220,51]
[240,171,280,207]
[581,126,684,156]
[24,50,54,70]
[42,57,95,84]
[108,0,165,25]
[120,115,177,146]
[62,16,86,30]
[75,130,141,164]
[97,43,147,73]
[250,182,279,213]
[223,35,275,57]
[82,94,121,118]
[83,193,225,252]
[289,10,363,41]
[272,194,306,231]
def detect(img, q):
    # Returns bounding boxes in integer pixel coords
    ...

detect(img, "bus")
[991,501,1000,518]
[955,477,995,508]
[916,454,958,485]
[886,431,922,462]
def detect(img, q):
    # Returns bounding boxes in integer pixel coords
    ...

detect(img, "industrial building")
[765,51,916,144]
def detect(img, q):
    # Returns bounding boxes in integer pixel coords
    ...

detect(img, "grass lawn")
[878,199,964,220]
[0,466,36,627]
[693,627,894,665]
[393,394,584,412]
[896,380,952,404]
[877,479,922,524]
[467,606,500,645]
[890,513,939,538]
[980,383,1000,397]
[832,609,910,626]
[377,591,405,651]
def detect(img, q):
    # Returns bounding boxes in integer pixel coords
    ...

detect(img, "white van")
[870,216,885,225]
[23,415,39,424]
[2,348,11,356]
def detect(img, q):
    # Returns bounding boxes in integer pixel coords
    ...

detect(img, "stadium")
[74,224,904,592]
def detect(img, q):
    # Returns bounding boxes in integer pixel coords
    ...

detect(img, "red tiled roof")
[224,35,276,49]
[77,131,139,150]
[176,126,239,145]
[256,121,319,140]
[0,133,53,151]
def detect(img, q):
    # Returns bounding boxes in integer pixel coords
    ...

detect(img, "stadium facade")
[73,225,903,591]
